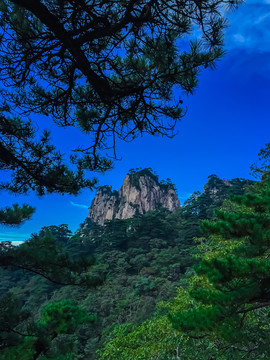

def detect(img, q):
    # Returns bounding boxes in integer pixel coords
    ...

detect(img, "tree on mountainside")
[0,228,102,287]
[0,297,95,360]
[0,0,243,224]
[0,227,101,360]
[99,152,270,359]
[168,155,270,358]
[251,142,270,180]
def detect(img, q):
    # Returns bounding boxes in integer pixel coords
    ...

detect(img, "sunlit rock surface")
[88,170,180,225]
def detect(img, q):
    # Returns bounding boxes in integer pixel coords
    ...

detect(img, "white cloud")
[233,33,246,43]
[226,3,270,53]
[70,201,89,209]
[11,241,25,246]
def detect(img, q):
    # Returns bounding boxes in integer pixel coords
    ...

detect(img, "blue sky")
[1,0,270,241]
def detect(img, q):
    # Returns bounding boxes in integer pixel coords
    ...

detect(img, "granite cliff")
[88,169,180,225]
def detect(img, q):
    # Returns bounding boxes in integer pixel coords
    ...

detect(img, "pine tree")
[0,117,106,225]
[0,297,95,360]
[0,0,243,224]
[0,228,101,360]
[169,175,270,357]
[0,227,102,286]
[0,204,35,225]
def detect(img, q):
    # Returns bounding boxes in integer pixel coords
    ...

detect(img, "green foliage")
[167,178,270,358]
[97,174,267,360]
[0,117,103,226]
[128,168,159,187]
[127,168,176,191]
[0,174,255,359]
[38,225,72,244]
[182,175,254,221]
[0,298,94,360]
[1,203,198,359]
[0,293,31,346]
[251,142,270,180]
[0,203,35,225]
[98,316,184,360]
[0,227,98,286]
[98,300,229,360]
[0,118,99,197]
[40,300,96,334]
[179,176,255,243]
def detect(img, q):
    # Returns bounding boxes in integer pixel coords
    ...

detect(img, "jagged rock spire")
[88,169,180,225]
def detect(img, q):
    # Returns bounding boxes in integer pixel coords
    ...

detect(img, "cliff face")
[88,170,180,225]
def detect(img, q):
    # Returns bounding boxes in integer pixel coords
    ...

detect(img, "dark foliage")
[0,174,251,359]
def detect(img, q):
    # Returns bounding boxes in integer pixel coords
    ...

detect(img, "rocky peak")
[203,174,231,197]
[88,169,180,225]
[203,174,255,201]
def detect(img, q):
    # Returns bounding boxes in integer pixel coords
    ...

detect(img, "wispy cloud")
[222,2,270,77]
[226,4,270,53]
[0,232,30,242]
[254,12,270,24]
[70,201,89,210]
[233,33,246,44]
